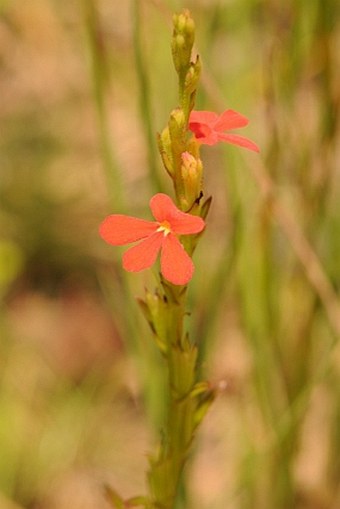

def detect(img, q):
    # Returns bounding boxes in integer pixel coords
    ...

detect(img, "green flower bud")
[184,56,201,96]
[175,34,185,50]
[186,136,201,158]
[168,108,186,154]
[157,128,174,176]
[181,151,203,206]
[169,107,186,131]
[181,151,202,180]
[171,9,195,75]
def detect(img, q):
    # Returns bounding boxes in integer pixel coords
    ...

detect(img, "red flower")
[99,193,205,285]
[189,109,259,152]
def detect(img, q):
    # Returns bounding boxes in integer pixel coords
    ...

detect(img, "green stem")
[147,283,207,509]
[145,10,210,509]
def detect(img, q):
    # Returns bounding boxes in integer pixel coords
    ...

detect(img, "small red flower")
[99,193,205,285]
[189,109,259,152]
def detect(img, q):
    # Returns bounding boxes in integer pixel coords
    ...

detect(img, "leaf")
[193,388,215,427]
[104,485,125,509]
[200,195,212,220]
[137,298,156,334]
[126,495,150,508]
[190,381,211,398]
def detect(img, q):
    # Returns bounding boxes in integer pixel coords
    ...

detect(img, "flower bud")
[169,107,186,130]
[175,34,185,51]
[186,136,200,158]
[157,127,174,176]
[181,151,203,206]
[168,108,186,152]
[171,9,195,75]
[184,56,201,96]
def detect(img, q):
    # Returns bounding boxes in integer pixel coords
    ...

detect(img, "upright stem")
[146,14,212,508]
[147,283,205,509]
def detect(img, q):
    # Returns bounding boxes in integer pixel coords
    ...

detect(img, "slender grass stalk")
[194,2,340,506]
[194,235,235,367]
[244,154,340,338]
[82,0,167,431]
[81,0,124,211]
[132,0,164,193]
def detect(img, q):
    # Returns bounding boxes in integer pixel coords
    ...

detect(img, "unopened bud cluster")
[171,9,195,76]
[157,9,207,219]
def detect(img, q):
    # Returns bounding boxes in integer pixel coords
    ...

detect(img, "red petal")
[160,234,194,285]
[188,123,219,145]
[214,109,249,131]
[217,133,260,152]
[122,231,163,272]
[168,212,205,235]
[99,215,157,245]
[189,110,219,126]
[193,133,220,145]
[149,193,205,235]
[150,193,179,222]
[188,122,211,139]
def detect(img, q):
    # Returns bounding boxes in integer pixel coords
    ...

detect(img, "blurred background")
[0,0,339,508]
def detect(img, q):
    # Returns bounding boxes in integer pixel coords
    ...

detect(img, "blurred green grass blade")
[82,0,125,211]
[132,0,164,194]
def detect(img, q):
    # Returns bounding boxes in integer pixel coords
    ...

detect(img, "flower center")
[157,220,171,236]
[190,122,211,139]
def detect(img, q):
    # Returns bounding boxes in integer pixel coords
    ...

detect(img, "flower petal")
[122,231,163,272]
[188,123,219,144]
[149,193,205,235]
[189,110,219,126]
[168,212,205,235]
[214,109,249,131]
[217,133,260,152]
[160,234,195,285]
[99,215,157,245]
[188,122,210,138]
[149,193,179,222]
